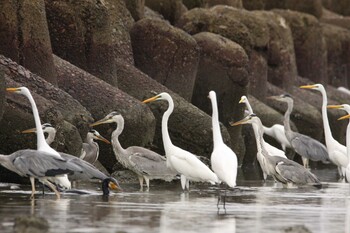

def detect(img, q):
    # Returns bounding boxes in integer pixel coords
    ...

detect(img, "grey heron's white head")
[267,94,293,103]
[229,113,259,126]
[88,129,110,144]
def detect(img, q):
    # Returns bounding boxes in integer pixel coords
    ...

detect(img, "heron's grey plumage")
[231,114,322,188]
[91,112,178,191]
[273,94,329,168]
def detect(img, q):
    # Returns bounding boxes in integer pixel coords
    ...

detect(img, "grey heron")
[7,87,121,198]
[6,87,71,197]
[240,96,291,152]
[269,94,329,168]
[239,95,286,180]
[328,104,350,182]
[90,111,178,191]
[23,125,110,165]
[143,92,218,190]
[209,91,237,187]
[230,114,322,188]
[300,84,348,177]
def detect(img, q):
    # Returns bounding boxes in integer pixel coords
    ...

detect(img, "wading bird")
[328,104,350,182]
[23,125,110,165]
[7,87,121,198]
[209,91,237,187]
[300,84,348,177]
[269,94,329,168]
[231,114,322,188]
[143,92,218,190]
[240,96,291,152]
[239,96,286,180]
[90,112,178,191]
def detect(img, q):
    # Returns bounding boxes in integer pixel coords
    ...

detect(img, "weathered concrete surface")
[131,18,200,101]
[322,0,350,16]
[124,0,145,21]
[272,10,327,85]
[45,0,134,87]
[191,32,248,161]
[0,0,57,85]
[145,0,187,24]
[53,55,156,172]
[183,0,243,9]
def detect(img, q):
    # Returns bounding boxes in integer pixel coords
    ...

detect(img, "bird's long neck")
[46,130,56,145]
[111,118,127,156]
[245,99,254,114]
[162,97,175,153]
[210,95,224,148]
[27,92,60,157]
[283,100,293,138]
[252,119,269,156]
[320,88,334,146]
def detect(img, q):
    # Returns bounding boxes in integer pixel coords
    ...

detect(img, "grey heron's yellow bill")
[90,118,113,127]
[21,127,37,134]
[95,135,110,144]
[229,117,250,126]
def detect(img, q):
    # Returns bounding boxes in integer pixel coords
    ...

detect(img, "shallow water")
[0,168,349,233]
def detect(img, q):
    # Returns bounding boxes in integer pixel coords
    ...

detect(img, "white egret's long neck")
[210,94,224,148]
[26,92,60,157]
[319,87,334,146]
[283,100,293,134]
[112,118,127,155]
[162,96,175,153]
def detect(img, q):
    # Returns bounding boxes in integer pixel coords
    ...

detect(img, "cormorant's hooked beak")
[327,105,343,110]
[6,87,20,92]
[95,135,110,144]
[299,84,316,89]
[21,127,37,134]
[143,95,160,103]
[338,114,350,121]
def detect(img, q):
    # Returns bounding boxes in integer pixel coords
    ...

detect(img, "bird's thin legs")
[138,176,144,191]
[43,181,61,199]
[186,179,190,191]
[145,177,150,192]
[30,177,36,199]
[180,175,187,191]
[302,157,309,169]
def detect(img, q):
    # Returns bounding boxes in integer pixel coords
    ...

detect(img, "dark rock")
[145,0,187,24]
[14,215,49,233]
[124,0,145,21]
[183,0,243,9]
[284,225,312,233]
[0,68,4,121]
[191,32,249,161]
[273,10,327,85]
[53,55,155,172]
[243,0,323,18]
[0,0,57,85]
[116,61,232,161]
[45,0,134,87]
[254,11,297,91]
[322,0,350,17]
[131,18,200,101]
[144,6,165,20]
[247,50,268,99]
[321,23,350,88]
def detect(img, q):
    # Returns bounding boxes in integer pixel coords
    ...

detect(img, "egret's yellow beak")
[338,114,350,121]
[299,85,316,89]
[142,95,159,103]
[6,87,20,92]
[238,98,244,104]
[327,105,343,109]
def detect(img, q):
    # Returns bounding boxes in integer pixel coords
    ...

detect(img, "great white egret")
[269,94,329,168]
[7,87,121,198]
[143,92,218,190]
[90,111,178,191]
[22,125,110,165]
[209,91,237,187]
[300,84,348,177]
[240,95,291,152]
[231,114,322,188]
[328,104,350,182]
[239,95,286,180]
